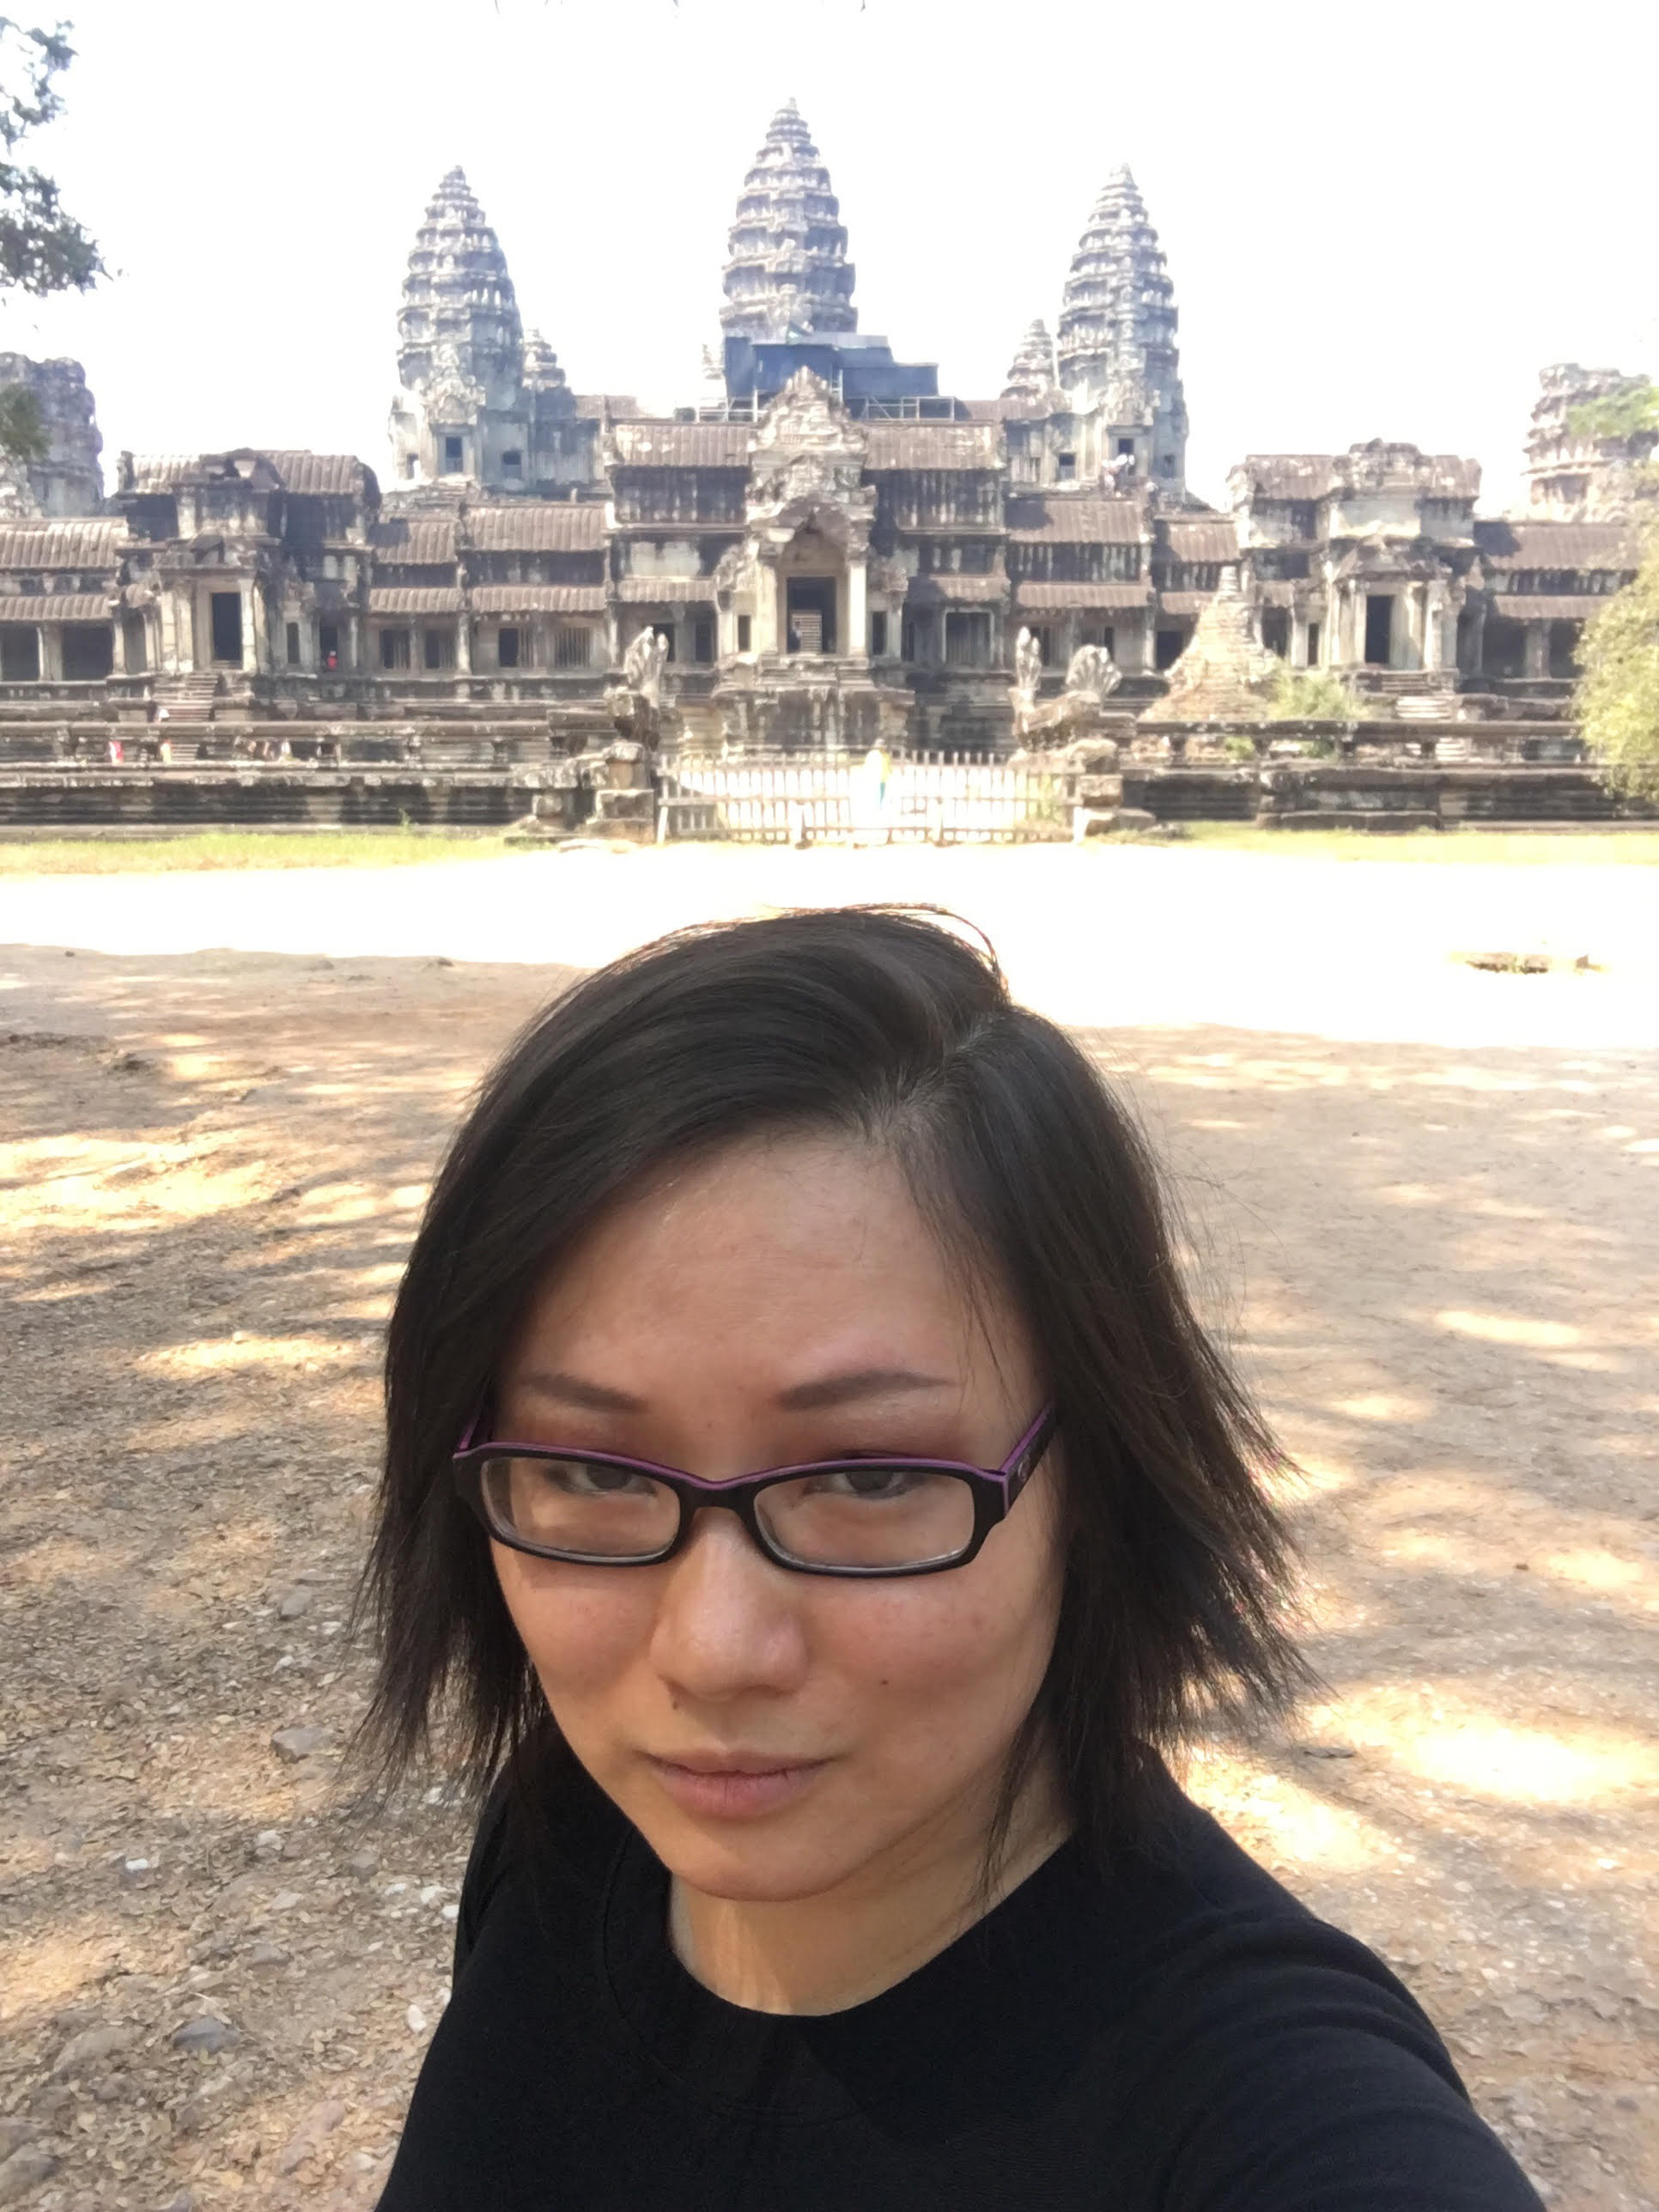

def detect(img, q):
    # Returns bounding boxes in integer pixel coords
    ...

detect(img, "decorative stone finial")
[1002,320,1058,411]
[721,103,857,342]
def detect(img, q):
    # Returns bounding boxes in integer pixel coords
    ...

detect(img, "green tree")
[1267,664,1363,722]
[1567,381,1659,445]
[0,17,102,467]
[1577,519,1659,807]
[0,16,101,296]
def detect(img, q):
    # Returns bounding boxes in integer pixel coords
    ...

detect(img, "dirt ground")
[1,846,1656,2209]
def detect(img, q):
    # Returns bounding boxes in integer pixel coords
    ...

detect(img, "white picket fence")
[658,757,1064,844]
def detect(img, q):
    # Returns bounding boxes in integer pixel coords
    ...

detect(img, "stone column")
[1524,623,1548,678]
[754,558,781,654]
[39,624,61,680]
[240,580,259,672]
[848,556,868,660]
[345,613,362,672]
[109,617,126,676]
[456,615,471,674]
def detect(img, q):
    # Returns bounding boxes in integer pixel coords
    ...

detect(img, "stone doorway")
[786,575,837,655]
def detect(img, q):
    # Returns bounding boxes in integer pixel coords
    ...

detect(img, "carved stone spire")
[1057,167,1188,489]
[721,100,857,342]
[397,167,524,418]
[1001,319,1058,412]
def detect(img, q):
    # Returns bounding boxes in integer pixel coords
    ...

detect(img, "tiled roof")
[1474,520,1638,569]
[610,422,752,469]
[466,503,608,551]
[1159,519,1237,562]
[470,584,606,613]
[904,573,1008,604]
[616,576,715,603]
[370,515,458,563]
[262,451,374,497]
[1157,592,1216,617]
[0,592,112,621]
[1235,456,1336,501]
[863,422,1002,470]
[1489,596,1612,622]
[1014,581,1152,611]
[1006,495,1143,544]
[368,586,463,616]
[0,520,125,568]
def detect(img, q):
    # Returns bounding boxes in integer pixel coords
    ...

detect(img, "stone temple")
[0,100,1645,755]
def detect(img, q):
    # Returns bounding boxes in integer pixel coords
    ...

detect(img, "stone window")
[1155,628,1185,671]
[122,616,148,675]
[1548,622,1580,680]
[423,627,455,671]
[1364,595,1393,668]
[444,434,464,472]
[0,624,40,680]
[380,627,412,670]
[497,626,521,669]
[944,611,991,667]
[501,450,523,480]
[1117,439,1135,459]
[404,455,418,480]
[286,621,301,666]
[737,613,752,653]
[64,623,113,680]
[1079,623,1115,659]
[319,622,340,671]
[1261,608,1289,659]
[1031,625,1054,666]
[693,617,715,665]
[870,611,888,658]
[554,627,591,669]
[1057,453,1077,483]
[1305,621,1320,665]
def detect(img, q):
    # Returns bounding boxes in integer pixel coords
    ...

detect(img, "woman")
[362,908,1537,2210]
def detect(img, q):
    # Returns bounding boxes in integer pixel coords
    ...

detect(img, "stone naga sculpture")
[1013,625,1043,708]
[1011,637,1122,755]
[622,626,670,705]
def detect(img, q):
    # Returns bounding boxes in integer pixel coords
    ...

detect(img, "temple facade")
[0,103,1644,746]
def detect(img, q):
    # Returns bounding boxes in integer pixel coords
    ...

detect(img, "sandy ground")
[1,842,1656,2209]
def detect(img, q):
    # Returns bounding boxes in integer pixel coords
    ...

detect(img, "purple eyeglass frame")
[451,1404,1057,1578]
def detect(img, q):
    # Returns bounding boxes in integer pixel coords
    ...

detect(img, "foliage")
[0,17,101,299]
[0,376,45,459]
[1221,734,1257,762]
[1576,517,1659,806]
[1566,380,1659,446]
[1267,664,1363,722]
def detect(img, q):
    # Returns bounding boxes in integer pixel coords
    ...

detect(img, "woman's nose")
[647,1506,810,1703]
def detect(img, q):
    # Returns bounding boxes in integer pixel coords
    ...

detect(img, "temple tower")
[1522,363,1656,521]
[721,100,857,343]
[1057,168,1188,492]
[389,167,532,489]
[1001,321,1058,413]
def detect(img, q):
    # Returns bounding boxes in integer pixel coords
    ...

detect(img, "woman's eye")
[553,1461,653,1498]
[820,1465,921,1502]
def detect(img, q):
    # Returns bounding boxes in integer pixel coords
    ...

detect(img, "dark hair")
[356,907,1305,1862]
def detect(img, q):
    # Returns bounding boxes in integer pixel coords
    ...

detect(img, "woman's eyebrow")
[514,1369,648,1414]
[774,1368,951,1412]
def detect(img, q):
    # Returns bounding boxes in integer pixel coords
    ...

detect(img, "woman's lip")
[644,1753,830,1819]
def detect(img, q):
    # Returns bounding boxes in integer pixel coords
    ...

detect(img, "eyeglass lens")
[476,1455,979,1571]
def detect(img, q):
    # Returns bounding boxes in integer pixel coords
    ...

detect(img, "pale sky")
[2,0,1653,514]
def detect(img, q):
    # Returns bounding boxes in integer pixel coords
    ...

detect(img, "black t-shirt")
[380,1760,1540,2210]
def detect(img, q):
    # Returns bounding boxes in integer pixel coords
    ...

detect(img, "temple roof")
[1006,494,1145,544]
[0,520,124,566]
[721,101,857,343]
[1001,320,1058,411]
[1473,518,1638,568]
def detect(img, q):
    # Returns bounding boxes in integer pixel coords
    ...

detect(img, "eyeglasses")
[452,1405,1056,1578]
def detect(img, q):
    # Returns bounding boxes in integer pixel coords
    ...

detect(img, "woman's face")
[491,1131,1064,1908]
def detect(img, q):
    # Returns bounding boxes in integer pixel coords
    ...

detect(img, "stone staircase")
[152,672,222,723]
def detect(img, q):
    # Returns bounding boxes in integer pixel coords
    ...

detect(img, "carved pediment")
[754,368,866,459]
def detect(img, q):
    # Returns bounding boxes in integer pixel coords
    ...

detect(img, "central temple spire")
[721,100,857,343]
[1057,167,1188,490]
